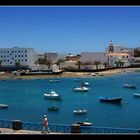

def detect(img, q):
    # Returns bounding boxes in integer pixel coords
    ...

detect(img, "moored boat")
[49,79,60,82]
[44,90,61,100]
[133,93,140,97]
[48,106,59,111]
[99,96,122,104]
[82,82,90,87]
[0,104,8,108]
[123,84,136,89]
[73,86,89,92]
[73,109,88,114]
[75,122,93,126]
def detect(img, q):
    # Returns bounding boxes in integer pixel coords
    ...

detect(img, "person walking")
[42,114,51,133]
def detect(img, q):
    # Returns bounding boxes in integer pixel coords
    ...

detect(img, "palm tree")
[35,58,46,65]
[103,62,108,69]
[76,61,83,70]
[0,60,2,68]
[55,59,65,70]
[114,60,124,68]
[114,61,119,68]
[15,62,20,70]
[93,61,101,70]
[45,60,52,70]
[118,60,124,67]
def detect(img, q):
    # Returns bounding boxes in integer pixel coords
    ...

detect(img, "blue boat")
[99,96,122,104]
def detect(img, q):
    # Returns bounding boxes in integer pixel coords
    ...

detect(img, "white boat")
[0,104,8,108]
[75,122,93,126]
[73,109,88,114]
[73,86,89,92]
[82,82,90,86]
[49,79,60,82]
[123,84,136,89]
[44,90,61,100]
[133,93,140,97]
[91,73,96,76]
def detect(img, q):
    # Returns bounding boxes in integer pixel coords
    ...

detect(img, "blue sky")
[0,6,140,54]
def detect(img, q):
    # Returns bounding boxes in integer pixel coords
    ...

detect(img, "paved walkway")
[0,128,65,134]
[0,128,45,134]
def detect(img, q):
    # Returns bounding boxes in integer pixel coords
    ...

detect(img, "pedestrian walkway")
[0,128,64,134]
[0,128,41,134]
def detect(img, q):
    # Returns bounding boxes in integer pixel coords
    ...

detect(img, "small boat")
[76,122,93,126]
[0,104,8,108]
[82,82,90,87]
[48,106,59,111]
[99,96,122,104]
[91,73,96,76]
[133,93,140,97]
[73,109,88,114]
[73,86,89,92]
[49,79,60,82]
[44,90,61,100]
[123,84,136,89]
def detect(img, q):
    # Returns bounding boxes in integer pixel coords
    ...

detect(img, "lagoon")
[0,71,140,129]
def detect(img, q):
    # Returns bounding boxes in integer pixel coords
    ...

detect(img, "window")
[18,51,20,53]
[18,55,20,57]
[25,55,27,57]
[25,50,27,53]
[25,59,27,61]
[10,62,12,64]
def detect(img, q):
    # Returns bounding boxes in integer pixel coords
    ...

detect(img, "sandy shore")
[0,68,140,80]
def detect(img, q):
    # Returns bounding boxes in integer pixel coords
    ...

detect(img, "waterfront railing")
[0,119,139,134]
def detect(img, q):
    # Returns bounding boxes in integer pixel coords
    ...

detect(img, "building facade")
[0,47,37,68]
[80,52,108,63]
[45,52,58,63]
[106,41,132,67]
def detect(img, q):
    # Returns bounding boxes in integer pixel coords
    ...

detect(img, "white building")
[0,47,37,67]
[106,41,132,67]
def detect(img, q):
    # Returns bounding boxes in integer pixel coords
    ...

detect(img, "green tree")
[0,60,2,68]
[93,61,101,70]
[15,62,20,70]
[55,59,65,70]
[103,62,108,68]
[45,60,52,70]
[76,61,83,70]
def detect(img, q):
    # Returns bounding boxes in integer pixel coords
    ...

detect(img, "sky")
[0,6,140,54]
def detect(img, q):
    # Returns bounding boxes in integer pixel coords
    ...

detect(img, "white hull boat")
[44,90,61,100]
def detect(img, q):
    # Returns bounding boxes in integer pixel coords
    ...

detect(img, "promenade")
[0,128,42,134]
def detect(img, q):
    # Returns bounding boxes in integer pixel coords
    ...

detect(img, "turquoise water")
[0,71,140,129]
